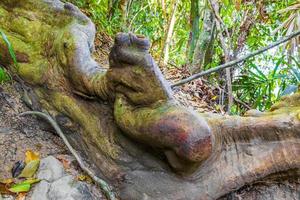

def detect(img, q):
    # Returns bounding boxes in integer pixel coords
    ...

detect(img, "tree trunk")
[187,0,200,63]
[119,0,128,23]
[161,0,166,18]
[161,0,180,65]
[0,1,299,199]
[108,0,128,31]
[190,8,215,73]
[209,0,234,113]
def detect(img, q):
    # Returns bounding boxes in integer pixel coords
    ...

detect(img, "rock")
[37,156,65,182]
[48,176,93,200]
[1,195,14,200]
[31,180,50,200]
[30,156,95,200]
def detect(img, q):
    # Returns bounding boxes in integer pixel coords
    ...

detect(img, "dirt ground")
[0,82,104,199]
[0,83,68,179]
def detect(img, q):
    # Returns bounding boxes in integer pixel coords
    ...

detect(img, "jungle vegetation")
[2,0,300,114]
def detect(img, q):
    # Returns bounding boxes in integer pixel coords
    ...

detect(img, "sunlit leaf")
[0,30,18,69]
[77,174,93,184]
[0,67,10,83]
[19,160,40,178]
[8,183,30,193]
[22,178,40,185]
[25,150,40,164]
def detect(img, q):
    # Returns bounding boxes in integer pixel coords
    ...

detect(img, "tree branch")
[172,30,300,87]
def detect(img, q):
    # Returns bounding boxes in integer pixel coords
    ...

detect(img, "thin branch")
[208,0,230,39]
[19,111,117,200]
[171,30,300,87]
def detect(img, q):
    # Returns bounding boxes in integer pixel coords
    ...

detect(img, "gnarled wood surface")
[0,1,299,199]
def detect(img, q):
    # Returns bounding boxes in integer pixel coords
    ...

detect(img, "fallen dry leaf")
[25,150,40,164]
[16,193,26,200]
[56,155,71,170]
[0,179,14,185]
[0,183,13,195]
[76,174,93,184]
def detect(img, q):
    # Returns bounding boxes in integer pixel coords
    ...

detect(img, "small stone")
[2,195,14,200]
[31,180,50,200]
[48,175,93,200]
[0,128,10,134]
[37,156,65,182]
[21,127,35,138]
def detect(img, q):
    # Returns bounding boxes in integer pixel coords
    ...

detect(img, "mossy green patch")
[49,91,119,158]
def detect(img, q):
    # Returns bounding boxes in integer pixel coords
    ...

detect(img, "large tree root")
[0,1,299,199]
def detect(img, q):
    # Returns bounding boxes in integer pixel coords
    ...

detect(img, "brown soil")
[0,82,68,179]
[0,82,104,199]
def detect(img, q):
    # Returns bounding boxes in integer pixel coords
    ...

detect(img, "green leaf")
[8,183,31,193]
[18,160,40,178]
[251,64,267,80]
[291,57,300,68]
[0,67,10,83]
[271,56,283,79]
[22,178,40,185]
[0,30,18,69]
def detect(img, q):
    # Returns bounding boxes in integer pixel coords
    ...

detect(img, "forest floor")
[93,31,221,114]
[0,83,67,180]
[0,83,104,199]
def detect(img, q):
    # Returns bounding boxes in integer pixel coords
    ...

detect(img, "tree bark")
[187,0,200,63]
[0,1,299,199]
[190,8,215,73]
[161,0,180,65]
[209,0,233,113]
[119,0,128,23]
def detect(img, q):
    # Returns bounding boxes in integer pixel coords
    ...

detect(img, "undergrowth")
[0,30,17,83]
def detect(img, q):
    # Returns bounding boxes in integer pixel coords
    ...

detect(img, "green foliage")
[0,30,18,68]
[0,30,16,83]
[69,0,299,113]
[0,67,10,83]
[216,0,299,112]
[66,0,124,34]
[233,56,300,112]
[68,0,191,64]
